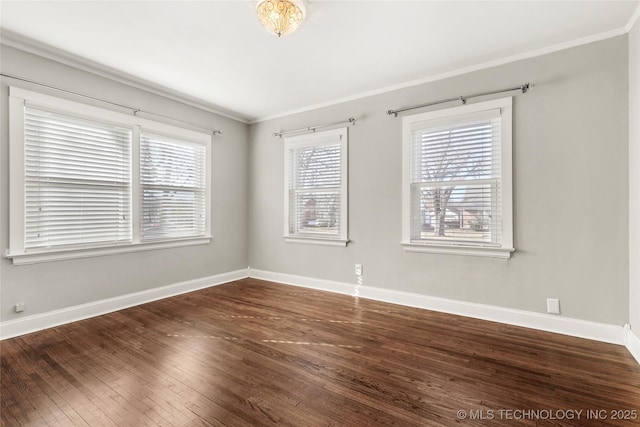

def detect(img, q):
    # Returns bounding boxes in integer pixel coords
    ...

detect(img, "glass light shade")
[256,0,305,37]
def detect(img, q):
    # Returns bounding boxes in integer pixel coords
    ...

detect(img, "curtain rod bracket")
[0,72,223,135]
[273,117,356,138]
[387,82,532,117]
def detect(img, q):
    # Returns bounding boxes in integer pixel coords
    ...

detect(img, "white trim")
[12,87,211,144]
[7,87,213,264]
[205,135,213,238]
[0,30,250,124]
[250,269,356,296]
[132,126,142,244]
[0,269,249,340]
[358,285,623,345]
[402,243,514,259]
[252,27,627,123]
[0,22,631,125]
[6,237,212,265]
[401,97,513,257]
[625,3,640,33]
[8,94,25,256]
[248,269,626,346]
[625,324,640,364]
[2,268,634,361]
[284,237,349,247]
[283,127,348,243]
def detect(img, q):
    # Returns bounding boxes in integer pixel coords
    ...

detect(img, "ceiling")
[1,1,639,123]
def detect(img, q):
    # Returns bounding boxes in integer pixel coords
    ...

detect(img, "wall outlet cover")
[355,264,363,276]
[546,298,560,314]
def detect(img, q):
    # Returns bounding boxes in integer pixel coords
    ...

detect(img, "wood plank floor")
[1,278,639,426]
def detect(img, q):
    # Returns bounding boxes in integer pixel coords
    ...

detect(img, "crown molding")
[1,15,633,127]
[0,30,250,124]
[626,3,640,33]
[252,26,628,123]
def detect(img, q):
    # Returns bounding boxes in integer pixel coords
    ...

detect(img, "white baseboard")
[249,269,626,346]
[0,268,249,340]
[249,269,356,296]
[625,325,640,364]
[2,267,631,356]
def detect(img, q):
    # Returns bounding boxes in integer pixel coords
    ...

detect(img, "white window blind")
[24,107,132,250]
[402,97,513,257]
[410,110,501,245]
[284,128,348,244]
[289,143,341,236]
[9,87,212,264]
[140,132,207,241]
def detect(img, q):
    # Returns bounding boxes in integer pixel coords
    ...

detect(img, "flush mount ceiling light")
[255,0,306,37]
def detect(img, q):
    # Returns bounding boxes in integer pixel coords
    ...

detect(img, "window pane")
[290,190,341,236]
[410,115,501,245]
[412,119,500,183]
[141,189,204,240]
[284,128,347,243]
[412,182,499,244]
[24,108,131,250]
[140,132,206,241]
[293,144,341,189]
[288,142,341,238]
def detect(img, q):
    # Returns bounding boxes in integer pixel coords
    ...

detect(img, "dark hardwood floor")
[1,277,639,426]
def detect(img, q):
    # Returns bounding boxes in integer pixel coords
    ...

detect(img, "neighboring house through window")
[284,127,348,246]
[7,87,211,264]
[401,97,514,258]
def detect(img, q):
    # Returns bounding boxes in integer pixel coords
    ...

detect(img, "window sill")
[401,242,514,259]
[284,236,349,247]
[5,237,212,265]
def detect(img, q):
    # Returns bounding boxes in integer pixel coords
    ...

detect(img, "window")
[140,132,207,241]
[24,108,132,250]
[8,87,211,264]
[401,97,513,258]
[284,128,348,245]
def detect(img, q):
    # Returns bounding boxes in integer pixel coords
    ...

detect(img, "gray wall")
[249,36,629,326]
[0,46,250,322]
[1,35,632,328]
[630,19,640,333]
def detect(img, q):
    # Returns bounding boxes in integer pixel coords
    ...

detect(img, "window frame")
[7,87,212,265]
[283,127,349,246]
[139,130,208,242]
[401,97,514,258]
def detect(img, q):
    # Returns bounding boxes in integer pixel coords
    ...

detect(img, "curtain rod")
[387,83,533,117]
[273,117,356,138]
[0,72,223,136]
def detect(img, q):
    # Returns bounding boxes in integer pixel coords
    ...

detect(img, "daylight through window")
[284,128,348,245]
[8,87,211,264]
[402,97,513,258]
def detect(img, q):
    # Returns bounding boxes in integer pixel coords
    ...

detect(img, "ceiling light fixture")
[255,0,305,37]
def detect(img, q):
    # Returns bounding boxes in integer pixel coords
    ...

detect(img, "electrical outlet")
[546,298,560,314]
[14,303,25,313]
[355,264,363,276]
